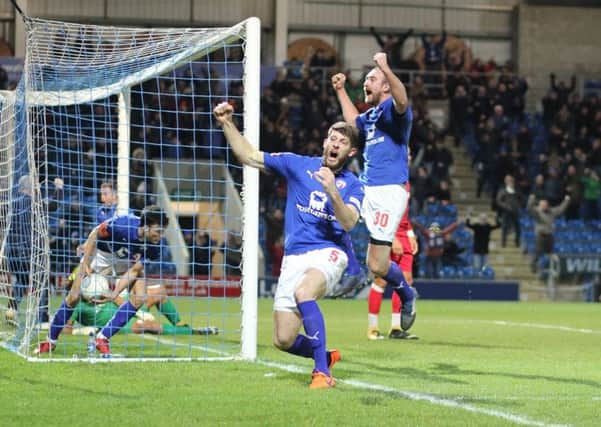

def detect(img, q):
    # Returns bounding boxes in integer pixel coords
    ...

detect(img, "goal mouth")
[0,17,261,361]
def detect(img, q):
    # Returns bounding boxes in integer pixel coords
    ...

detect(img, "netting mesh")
[0,17,259,361]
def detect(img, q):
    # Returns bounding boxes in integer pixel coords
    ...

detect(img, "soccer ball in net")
[80,274,110,301]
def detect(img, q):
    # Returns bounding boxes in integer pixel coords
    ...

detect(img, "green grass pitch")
[2,299,600,426]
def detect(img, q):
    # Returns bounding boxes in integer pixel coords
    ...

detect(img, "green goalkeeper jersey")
[70,301,120,327]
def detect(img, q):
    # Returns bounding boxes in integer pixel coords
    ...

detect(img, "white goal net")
[0,16,260,361]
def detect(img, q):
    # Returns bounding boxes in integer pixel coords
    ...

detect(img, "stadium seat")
[478,265,495,280]
[440,265,457,278]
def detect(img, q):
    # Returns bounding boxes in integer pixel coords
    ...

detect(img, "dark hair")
[140,205,169,228]
[328,121,359,149]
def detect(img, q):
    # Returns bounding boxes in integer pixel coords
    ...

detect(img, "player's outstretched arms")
[213,102,264,170]
[373,52,408,114]
[331,73,359,125]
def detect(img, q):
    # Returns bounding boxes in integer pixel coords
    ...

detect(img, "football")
[80,274,110,301]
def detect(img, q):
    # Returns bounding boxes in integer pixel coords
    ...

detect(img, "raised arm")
[314,166,359,231]
[213,102,265,170]
[373,52,408,114]
[551,195,571,217]
[369,26,386,49]
[331,73,360,125]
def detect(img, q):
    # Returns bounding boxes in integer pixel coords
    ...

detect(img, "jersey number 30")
[373,211,389,228]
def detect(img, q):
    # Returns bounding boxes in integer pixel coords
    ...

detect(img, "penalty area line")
[258,359,570,427]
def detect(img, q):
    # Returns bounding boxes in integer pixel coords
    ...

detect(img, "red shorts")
[390,235,414,273]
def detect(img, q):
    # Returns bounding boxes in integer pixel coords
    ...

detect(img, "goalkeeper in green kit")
[63,286,218,336]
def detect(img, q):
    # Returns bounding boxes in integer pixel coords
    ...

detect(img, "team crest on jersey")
[309,191,327,211]
[335,179,346,189]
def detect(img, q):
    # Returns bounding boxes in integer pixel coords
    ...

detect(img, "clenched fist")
[373,52,389,71]
[213,101,234,124]
[331,73,346,91]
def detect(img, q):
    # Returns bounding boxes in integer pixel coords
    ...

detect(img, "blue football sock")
[99,301,137,339]
[344,235,361,275]
[346,252,361,276]
[285,335,314,358]
[49,301,74,341]
[384,261,414,302]
[297,300,329,376]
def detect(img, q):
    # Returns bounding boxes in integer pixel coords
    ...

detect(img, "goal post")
[0,16,261,361]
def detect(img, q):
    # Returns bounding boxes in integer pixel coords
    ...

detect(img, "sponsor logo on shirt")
[296,190,337,221]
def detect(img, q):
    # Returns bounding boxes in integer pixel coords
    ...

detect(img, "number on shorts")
[328,250,339,263]
[373,211,389,228]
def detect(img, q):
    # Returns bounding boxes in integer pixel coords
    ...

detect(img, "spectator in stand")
[587,138,601,171]
[431,139,453,183]
[527,194,570,272]
[437,179,452,205]
[550,73,576,106]
[531,174,547,201]
[414,220,459,279]
[369,26,414,71]
[542,90,561,127]
[344,72,366,107]
[419,31,447,98]
[221,232,242,277]
[491,105,511,151]
[515,123,532,165]
[471,85,493,123]
[466,213,500,271]
[409,74,428,114]
[190,231,216,277]
[411,165,434,214]
[420,31,446,70]
[514,164,531,198]
[441,233,465,268]
[544,167,564,206]
[265,207,285,276]
[580,168,601,220]
[496,175,523,248]
[130,148,154,213]
[475,127,495,198]
[448,84,470,147]
[563,164,583,220]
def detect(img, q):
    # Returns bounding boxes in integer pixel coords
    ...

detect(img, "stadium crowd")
[39,37,601,283]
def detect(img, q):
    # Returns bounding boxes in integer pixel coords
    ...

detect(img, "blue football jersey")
[96,214,160,265]
[356,97,412,186]
[97,204,117,224]
[264,153,364,256]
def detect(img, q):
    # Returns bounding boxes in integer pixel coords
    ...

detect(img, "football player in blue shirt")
[35,205,169,355]
[332,52,417,331]
[97,181,119,224]
[214,102,363,389]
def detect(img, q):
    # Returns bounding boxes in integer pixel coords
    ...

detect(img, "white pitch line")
[257,359,569,427]
[142,337,572,426]
[490,320,601,335]
[425,318,601,335]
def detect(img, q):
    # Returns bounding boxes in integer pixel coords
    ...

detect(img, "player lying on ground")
[214,102,364,389]
[332,52,417,331]
[36,205,178,355]
[63,285,217,336]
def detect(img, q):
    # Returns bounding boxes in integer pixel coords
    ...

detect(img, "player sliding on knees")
[36,205,177,356]
[214,102,364,389]
[332,52,417,331]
